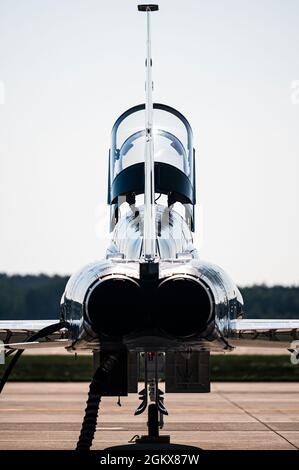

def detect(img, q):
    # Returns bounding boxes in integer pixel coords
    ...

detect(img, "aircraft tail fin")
[138,4,159,261]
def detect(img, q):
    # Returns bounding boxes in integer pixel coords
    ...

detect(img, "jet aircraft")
[1,4,299,450]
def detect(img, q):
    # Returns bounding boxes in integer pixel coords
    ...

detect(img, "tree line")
[0,273,298,320]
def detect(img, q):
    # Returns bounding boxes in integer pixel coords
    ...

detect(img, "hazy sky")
[0,0,299,285]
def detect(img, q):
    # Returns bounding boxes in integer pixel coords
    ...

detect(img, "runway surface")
[0,382,299,450]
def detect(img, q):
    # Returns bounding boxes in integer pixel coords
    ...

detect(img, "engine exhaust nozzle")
[157,275,213,337]
[85,275,141,337]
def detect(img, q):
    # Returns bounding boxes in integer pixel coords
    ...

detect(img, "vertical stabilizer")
[138,4,159,261]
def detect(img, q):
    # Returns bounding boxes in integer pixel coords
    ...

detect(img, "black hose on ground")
[0,321,67,394]
[76,353,120,451]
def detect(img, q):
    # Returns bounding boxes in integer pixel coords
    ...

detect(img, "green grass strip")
[1,354,298,382]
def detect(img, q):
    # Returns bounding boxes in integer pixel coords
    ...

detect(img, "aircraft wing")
[0,320,70,350]
[229,319,299,349]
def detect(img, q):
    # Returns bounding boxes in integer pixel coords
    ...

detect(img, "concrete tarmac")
[0,382,299,450]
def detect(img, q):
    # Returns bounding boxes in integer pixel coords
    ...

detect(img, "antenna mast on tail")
[138,4,159,261]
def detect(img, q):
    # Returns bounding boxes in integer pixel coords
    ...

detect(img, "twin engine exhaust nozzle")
[85,273,214,339]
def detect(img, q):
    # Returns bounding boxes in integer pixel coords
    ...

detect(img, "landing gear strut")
[148,404,159,438]
[134,352,170,445]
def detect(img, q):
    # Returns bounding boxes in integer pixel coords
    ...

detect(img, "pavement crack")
[219,392,298,450]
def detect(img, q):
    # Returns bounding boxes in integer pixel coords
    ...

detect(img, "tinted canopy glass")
[110,104,194,182]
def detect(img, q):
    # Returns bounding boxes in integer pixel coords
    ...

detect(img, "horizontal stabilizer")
[0,320,67,346]
[229,319,299,348]
[2,339,72,351]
